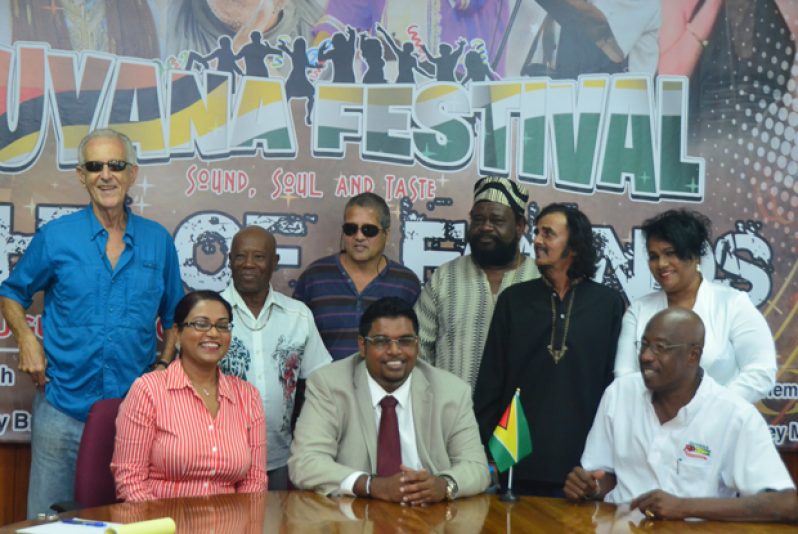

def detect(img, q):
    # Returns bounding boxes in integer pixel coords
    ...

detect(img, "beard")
[469,234,519,268]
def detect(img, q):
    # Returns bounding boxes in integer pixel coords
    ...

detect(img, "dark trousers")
[509,479,565,498]
[268,466,290,491]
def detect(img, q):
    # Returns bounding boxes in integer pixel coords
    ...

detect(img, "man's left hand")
[630,489,685,520]
[398,465,447,506]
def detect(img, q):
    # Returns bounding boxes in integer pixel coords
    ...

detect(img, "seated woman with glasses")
[112,290,267,501]
[613,210,776,403]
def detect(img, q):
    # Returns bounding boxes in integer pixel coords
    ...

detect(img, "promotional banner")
[0,0,796,450]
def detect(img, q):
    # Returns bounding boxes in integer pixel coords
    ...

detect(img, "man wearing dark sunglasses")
[0,129,184,518]
[293,192,421,360]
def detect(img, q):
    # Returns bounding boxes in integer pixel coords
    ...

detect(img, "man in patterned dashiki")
[415,176,539,390]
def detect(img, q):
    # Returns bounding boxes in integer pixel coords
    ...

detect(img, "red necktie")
[377,395,401,477]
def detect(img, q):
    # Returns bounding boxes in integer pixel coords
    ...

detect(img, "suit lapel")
[411,367,433,468]
[353,359,378,472]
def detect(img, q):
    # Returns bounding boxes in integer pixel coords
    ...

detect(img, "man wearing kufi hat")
[414,176,539,390]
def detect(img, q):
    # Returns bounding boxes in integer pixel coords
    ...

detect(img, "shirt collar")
[336,253,390,279]
[644,370,708,424]
[87,203,135,243]
[224,283,281,324]
[540,272,583,292]
[695,276,708,299]
[676,369,709,422]
[367,370,413,409]
[165,358,237,404]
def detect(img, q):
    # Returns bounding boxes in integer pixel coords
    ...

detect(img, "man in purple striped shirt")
[293,193,421,360]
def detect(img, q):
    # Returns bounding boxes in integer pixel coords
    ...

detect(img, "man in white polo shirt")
[220,226,331,489]
[564,307,797,523]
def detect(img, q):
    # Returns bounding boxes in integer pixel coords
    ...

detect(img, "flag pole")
[500,387,522,502]
[500,465,518,502]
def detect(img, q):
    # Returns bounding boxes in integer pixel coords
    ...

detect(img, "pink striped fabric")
[111,360,267,502]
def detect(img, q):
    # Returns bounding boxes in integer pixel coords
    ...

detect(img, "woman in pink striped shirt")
[111,290,268,501]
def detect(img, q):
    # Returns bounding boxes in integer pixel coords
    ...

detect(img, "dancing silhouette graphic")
[317,26,358,83]
[376,24,432,84]
[236,31,282,78]
[278,37,320,125]
[186,35,243,91]
[421,37,467,82]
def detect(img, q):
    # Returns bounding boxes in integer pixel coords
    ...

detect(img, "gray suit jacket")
[288,358,490,497]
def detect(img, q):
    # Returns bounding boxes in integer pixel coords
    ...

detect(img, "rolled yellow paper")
[104,517,176,534]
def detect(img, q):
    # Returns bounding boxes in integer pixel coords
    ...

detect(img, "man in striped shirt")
[293,193,421,360]
[415,176,539,390]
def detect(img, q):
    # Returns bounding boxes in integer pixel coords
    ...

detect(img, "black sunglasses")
[342,223,382,238]
[81,160,132,173]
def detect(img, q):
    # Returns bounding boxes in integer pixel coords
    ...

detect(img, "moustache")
[475,233,499,241]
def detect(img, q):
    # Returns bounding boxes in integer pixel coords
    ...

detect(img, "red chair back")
[74,398,123,508]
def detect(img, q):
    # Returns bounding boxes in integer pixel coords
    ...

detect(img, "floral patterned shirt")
[220,284,332,470]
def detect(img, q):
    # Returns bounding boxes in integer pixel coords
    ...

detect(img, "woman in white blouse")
[614,209,776,402]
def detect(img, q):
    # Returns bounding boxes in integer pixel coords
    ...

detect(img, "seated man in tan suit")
[289,297,490,504]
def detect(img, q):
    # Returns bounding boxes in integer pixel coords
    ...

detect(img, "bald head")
[232,226,275,253]
[639,308,705,394]
[230,226,278,304]
[647,308,705,348]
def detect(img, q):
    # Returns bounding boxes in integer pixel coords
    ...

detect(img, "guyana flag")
[488,389,532,472]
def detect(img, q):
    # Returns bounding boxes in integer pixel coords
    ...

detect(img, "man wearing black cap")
[415,176,539,390]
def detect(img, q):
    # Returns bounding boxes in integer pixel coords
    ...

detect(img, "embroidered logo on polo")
[683,441,711,460]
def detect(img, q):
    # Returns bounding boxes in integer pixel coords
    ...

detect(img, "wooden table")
[2,491,796,533]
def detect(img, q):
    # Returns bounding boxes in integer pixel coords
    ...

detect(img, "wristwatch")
[441,475,458,501]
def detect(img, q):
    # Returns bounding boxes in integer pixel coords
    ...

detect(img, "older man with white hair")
[0,129,183,517]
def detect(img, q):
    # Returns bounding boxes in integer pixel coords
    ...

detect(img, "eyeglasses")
[81,160,132,173]
[364,335,418,351]
[636,340,693,357]
[182,319,233,333]
[342,223,382,238]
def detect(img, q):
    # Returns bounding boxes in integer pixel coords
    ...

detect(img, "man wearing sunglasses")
[415,176,539,391]
[293,192,421,360]
[0,129,184,518]
[565,308,797,523]
[289,297,489,503]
